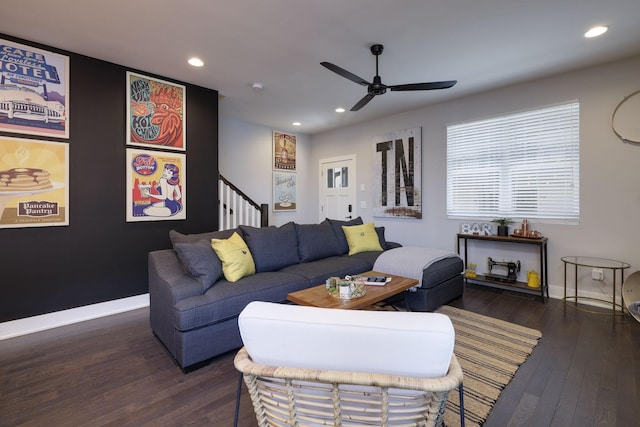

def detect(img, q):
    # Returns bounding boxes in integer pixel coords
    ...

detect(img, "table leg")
[573,263,578,307]
[563,261,567,302]
[613,269,617,315]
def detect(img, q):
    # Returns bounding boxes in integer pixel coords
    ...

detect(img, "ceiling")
[3,0,640,135]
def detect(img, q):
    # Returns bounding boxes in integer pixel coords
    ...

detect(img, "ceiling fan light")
[335,107,345,113]
[584,26,608,38]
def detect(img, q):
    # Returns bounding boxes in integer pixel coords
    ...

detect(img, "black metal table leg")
[233,371,243,427]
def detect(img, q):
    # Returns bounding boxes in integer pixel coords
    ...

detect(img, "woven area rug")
[434,305,542,427]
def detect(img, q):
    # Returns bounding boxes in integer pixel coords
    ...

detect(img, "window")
[447,101,580,223]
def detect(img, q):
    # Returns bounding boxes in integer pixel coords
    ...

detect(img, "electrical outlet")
[592,268,604,281]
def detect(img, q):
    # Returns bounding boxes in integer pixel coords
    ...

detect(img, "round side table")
[561,256,630,315]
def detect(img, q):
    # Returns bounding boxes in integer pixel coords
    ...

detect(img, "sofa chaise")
[149,217,463,371]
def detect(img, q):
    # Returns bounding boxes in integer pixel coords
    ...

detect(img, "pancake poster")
[0,38,70,138]
[0,137,69,228]
[126,148,186,222]
[126,72,186,151]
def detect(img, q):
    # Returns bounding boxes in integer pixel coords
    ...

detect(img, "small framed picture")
[273,131,296,170]
[273,172,296,211]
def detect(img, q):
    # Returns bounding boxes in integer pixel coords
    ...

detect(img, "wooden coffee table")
[287,271,418,310]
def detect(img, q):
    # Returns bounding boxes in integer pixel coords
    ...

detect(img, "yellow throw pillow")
[211,232,255,282]
[342,222,383,255]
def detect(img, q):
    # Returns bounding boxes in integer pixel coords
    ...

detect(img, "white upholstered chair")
[233,301,464,427]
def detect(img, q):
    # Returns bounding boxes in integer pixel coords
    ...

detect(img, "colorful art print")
[126,148,186,222]
[126,72,186,151]
[0,38,70,138]
[273,131,296,170]
[273,172,296,211]
[0,137,69,228]
[372,127,422,219]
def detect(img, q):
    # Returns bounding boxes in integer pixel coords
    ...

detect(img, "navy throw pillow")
[296,220,342,262]
[326,216,364,254]
[239,222,299,272]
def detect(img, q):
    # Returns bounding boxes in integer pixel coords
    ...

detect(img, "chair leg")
[233,372,243,427]
[458,383,465,427]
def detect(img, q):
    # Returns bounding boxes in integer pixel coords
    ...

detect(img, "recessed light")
[188,57,204,67]
[584,26,608,38]
[292,122,301,126]
[335,107,346,113]
[252,82,264,91]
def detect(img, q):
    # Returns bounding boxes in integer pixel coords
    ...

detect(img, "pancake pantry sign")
[0,137,69,228]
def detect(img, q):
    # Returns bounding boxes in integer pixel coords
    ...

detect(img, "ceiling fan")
[321,44,457,111]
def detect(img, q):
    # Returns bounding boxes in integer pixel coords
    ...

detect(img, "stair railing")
[219,174,268,230]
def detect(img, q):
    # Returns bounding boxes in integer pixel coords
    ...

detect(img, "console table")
[456,233,548,302]
[561,256,630,315]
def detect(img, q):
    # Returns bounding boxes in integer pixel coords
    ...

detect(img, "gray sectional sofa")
[148,217,463,371]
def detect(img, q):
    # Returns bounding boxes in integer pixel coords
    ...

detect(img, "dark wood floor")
[1,285,639,427]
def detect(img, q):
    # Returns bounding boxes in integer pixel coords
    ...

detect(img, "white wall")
[220,55,640,306]
[218,117,315,225]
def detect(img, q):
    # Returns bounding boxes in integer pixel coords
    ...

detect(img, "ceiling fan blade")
[389,80,457,91]
[351,93,375,111]
[321,62,370,86]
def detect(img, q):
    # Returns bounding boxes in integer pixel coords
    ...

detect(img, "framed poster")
[372,127,422,219]
[0,38,70,138]
[126,148,186,222]
[126,72,186,151]
[273,172,296,211]
[0,136,69,228]
[273,131,296,170]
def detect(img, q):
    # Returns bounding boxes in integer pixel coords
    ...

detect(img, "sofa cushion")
[280,255,372,285]
[170,228,236,245]
[326,216,363,254]
[295,220,342,262]
[239,301,455,378]
[239,222,299,273]
[211,232,256,282]
[342,222,383,255]
[174,271,310,331]
[173,239,223,291]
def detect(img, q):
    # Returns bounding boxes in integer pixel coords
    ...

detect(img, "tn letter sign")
[372,127,422,219]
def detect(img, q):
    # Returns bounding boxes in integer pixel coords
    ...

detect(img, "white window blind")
[447,101,580,223]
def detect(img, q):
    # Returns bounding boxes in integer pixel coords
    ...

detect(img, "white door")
[319,155,356,221]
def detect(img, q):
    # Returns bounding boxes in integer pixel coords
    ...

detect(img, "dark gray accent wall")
[0,34,218,322]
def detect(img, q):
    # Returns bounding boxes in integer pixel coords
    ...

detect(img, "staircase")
[218,174,268,230]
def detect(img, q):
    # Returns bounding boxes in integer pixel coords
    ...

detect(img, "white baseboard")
[547,285,623,310]
[0,294,150,341]
[0,285,623,341]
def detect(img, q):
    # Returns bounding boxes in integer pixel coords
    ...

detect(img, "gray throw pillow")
[375,226,388,250]
[296,220,342,262]
[170,228,236,245]
[326,217,363,254]
[239,222,299,272]
[173,239,223,291]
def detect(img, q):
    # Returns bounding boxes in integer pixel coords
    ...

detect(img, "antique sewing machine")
[486,257,521,283]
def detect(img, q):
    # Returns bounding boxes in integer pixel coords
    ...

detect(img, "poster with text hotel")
[0,38,70,138]
[126,72,186,151]
[126,148,186,222]
[0,137,69,228]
